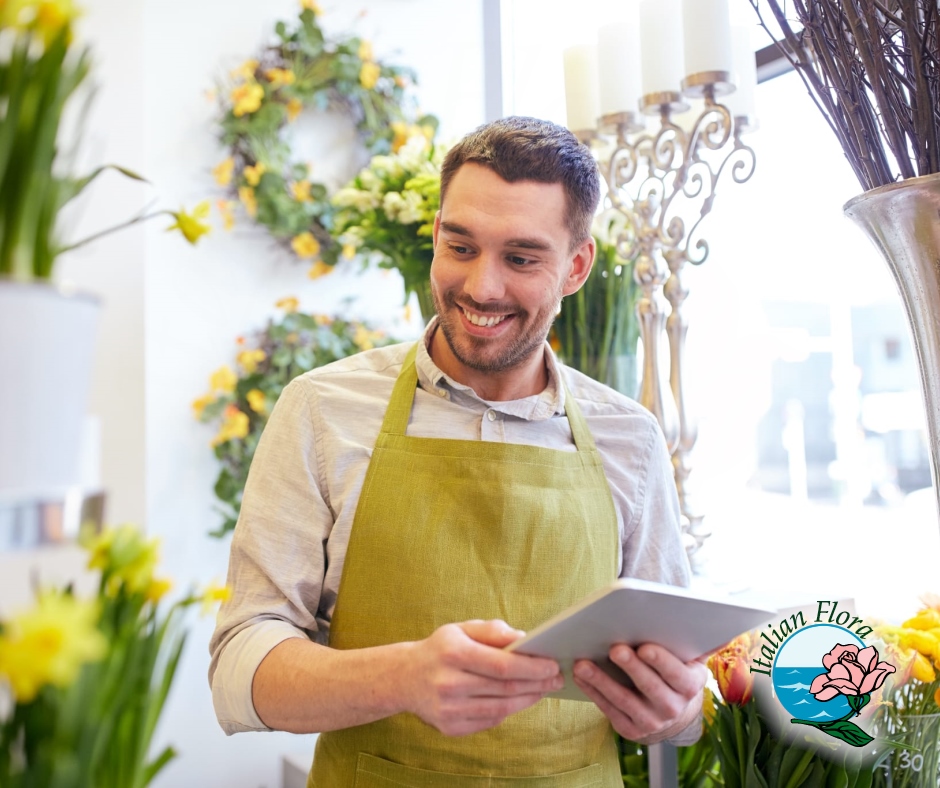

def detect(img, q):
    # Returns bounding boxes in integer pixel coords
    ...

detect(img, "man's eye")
[508,255,530,266]
[449,244,471,255]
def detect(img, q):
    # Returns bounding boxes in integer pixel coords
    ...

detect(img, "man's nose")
[463,253,506,303]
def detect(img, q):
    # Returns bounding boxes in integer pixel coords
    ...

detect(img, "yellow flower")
[342,243,357,260]
[230,58,258,82]
[213,157,235,187]
[286,97,304,123]
[166,201,211,245]
[291,180,313,202]
[900,629,940,660]
[291,231,320,259]
[701,686,716,728]
[911,651,937,683]
[217,199,236,231]
[200,582,232,616]
[237,348,266,375]
[238,186,257,218]
[307,260,332,280]
[403,303,413,323]
[145,577,173,604]
[210,365,237,393]
[353,324,375,351]
[300,0,322,14]
[314,314,333,326]
[243,162,266,187]
[0,591,106,703]
[275,296,300,313]
[903,609,940,631]
[192,393,216,420]
[32,0,79,45]
[231,81,264,117]
[358,40,373,61]
[212,406,250,447]
[935,686,940,708]
[359,61,381,90]
[84,523,161,596]
[246,389,267,415]
[264,68,296,87]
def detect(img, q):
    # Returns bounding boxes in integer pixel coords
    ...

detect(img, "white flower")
[358,169,381,191]
[397,135,430,172]
[370,155,403,180]
[334,187,380,213]
[397,190,425,225]
[382,191,406,221]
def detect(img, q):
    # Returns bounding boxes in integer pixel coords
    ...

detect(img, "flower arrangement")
[0,0,207,280]
[0,523,228,788]
[193,298,397,537]
[331,134,447,320]
[211,1,437,276]
[871,596,940,787]
[750,0,940,191]
[551,210,640,398]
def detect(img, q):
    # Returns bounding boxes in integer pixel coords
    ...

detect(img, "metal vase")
[844,172,940,526]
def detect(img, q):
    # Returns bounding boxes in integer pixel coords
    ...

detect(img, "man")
[210,116,706,786]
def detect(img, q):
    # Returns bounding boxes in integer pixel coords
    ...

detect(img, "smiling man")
[210,117,704,787]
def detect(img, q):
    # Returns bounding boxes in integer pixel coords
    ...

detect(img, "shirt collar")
[415,317,566,421]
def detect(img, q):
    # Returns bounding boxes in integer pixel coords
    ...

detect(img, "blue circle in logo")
[771,624,865,721]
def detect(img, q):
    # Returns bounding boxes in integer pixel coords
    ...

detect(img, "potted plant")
[0,0,207,499]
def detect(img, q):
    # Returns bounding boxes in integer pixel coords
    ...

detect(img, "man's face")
[430,163,593,386]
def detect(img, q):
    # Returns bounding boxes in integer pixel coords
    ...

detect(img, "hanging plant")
[211,0,438,278]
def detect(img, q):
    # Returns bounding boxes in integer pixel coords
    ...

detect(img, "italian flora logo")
[761,608,896,748]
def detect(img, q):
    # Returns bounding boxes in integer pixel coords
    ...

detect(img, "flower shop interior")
[3,0,940,786]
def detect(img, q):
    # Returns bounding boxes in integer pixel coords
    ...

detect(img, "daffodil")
[264,67,295,87]
[291,180,313,202]
[212,406,250,447]
[209,365,237,393]
[291,231,320,259]
[0,591,106,703]
[246,389,267,415]
[145,577,173,604]
[231,81,264,117]
[84,524,161,596]
[236,348,266,374]
[275,296,300,313]
[165,201,211,245]
[307,260,332,279]
[213,158,235,187]
[238,186,257,218]
[243,162,266,187]
[286,97,303,123]
[192,393,216,419]
[200,582,232,616]
[217,199,236,231]
[359,61,381,90]
[230,58,259,82]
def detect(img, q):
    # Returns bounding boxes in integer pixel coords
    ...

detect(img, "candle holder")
[585,80,757,564]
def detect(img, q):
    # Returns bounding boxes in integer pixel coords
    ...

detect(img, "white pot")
[0,281,100,500]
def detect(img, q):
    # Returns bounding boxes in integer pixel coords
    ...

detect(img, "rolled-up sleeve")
[208,378,334,734]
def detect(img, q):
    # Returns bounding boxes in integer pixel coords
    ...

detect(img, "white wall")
[55,1,486,786]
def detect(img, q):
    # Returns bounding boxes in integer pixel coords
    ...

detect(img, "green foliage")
[194,304,398,537]
[215,6,438,267]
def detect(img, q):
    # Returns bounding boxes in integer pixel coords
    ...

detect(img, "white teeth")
[462,308,507,327]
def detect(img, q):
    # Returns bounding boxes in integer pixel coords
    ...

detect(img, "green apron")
[308,343,622,787]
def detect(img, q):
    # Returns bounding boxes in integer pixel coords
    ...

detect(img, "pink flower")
[809,644,896,701]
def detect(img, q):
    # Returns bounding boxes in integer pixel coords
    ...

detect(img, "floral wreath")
[211,0,437,277]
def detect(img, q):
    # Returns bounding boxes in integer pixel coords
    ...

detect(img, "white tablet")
[505,577,776,702]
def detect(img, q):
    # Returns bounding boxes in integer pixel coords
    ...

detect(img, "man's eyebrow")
[438,220,553,251]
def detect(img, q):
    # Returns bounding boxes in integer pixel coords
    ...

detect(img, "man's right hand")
[400,619,563,736]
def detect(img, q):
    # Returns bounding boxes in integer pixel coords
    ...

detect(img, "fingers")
[455,620,560,682]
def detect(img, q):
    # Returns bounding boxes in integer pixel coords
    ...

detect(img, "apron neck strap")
[380,341,598,452]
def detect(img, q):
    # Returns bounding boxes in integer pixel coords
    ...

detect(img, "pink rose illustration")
[809,644,896,701]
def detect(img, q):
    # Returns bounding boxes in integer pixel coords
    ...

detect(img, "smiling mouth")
[461,307,510,328]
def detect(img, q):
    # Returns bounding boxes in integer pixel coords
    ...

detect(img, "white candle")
[681,0,734,77]
[598,11,641,116]
[563,45,600,132]
[725,26,758,122]
[640,0,685,97]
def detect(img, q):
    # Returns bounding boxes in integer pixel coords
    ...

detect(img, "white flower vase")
[0,282,100,501]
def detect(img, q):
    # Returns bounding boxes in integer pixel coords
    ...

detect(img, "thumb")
[457,619,526,647]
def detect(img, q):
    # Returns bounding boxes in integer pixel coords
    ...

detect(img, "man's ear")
[561,236,596,296]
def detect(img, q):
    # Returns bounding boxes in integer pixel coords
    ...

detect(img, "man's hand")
[400,619,564,736]
[572,643,707,744]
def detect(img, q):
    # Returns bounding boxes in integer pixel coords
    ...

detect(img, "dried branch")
[751,0,940,190]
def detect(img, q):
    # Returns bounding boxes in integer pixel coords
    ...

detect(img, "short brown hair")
[439,117,600,248]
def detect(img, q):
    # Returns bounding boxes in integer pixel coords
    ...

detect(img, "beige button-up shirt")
[209,320,690,734]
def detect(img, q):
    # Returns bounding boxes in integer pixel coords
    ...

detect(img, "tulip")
[708,636,754,706]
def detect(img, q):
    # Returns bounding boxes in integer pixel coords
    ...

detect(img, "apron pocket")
[354,752,605,788]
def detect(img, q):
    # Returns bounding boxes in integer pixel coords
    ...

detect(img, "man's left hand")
[572,644,708,744]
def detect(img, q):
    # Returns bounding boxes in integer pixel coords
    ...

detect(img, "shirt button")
[437,388,447,398]
[486,410,497,421]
